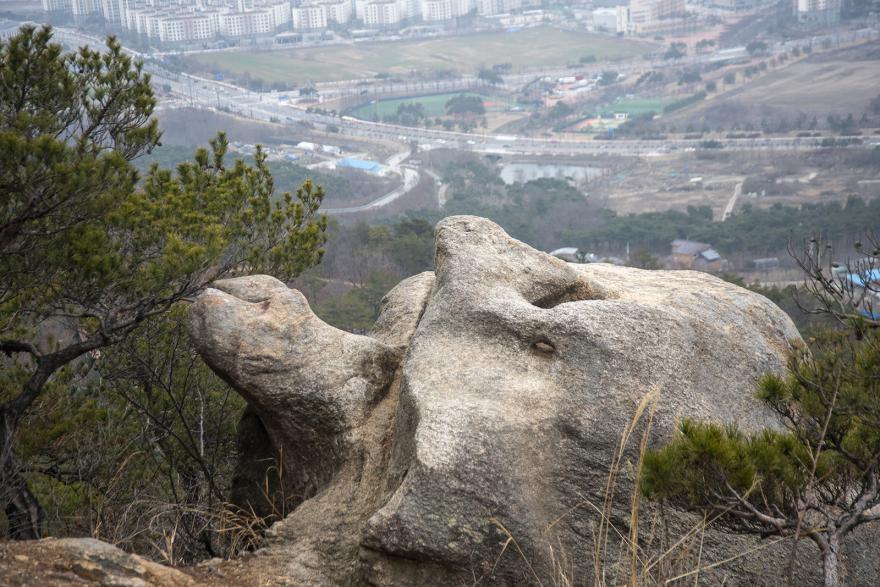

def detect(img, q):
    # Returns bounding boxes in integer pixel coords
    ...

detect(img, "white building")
[41,0,72,12]
[267,0,292,27]
[220,9,274,36]
[795,0,840,24]
[362,0,403,26]
[629,0,685,26]
[71,0,100,16]
[158,12,220,42]
[592,6,628,32]
[99,0,121,21]
[451,0,473,15]
[292,4,327,29]
[421,0,452,21]
[475,0,520,16]
[320,0,352,24]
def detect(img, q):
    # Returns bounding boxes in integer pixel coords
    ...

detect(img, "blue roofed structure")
[843,268,880,320]
[338,158,385,174]
[846,268,880,289]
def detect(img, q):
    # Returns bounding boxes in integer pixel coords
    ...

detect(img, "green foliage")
[548,101,574,119]
[478,67,503,85]
[746,40,769,55]
[383,102,427,126]
[644,328,880,511]
[138,145,369,205]
[1,27,327,343]
[677,70,702,85]
[627,249,661,270]
[642,326,880,583]
[314,271,400,334]
[0,26,159,331]
[641,420,812,518]
[663,42,686,60]
[14,306,248,561]
[427,161,598,249]
[444,94,486,117]
[599,71,619,86]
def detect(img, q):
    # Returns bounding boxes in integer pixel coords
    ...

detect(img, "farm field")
[187,28,653,84]
[349,92,511,119]
[666,41,880,127]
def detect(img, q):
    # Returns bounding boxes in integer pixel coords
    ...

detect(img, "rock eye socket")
[532,338,556,353]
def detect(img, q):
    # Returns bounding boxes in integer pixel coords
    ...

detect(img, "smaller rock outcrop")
[189,275,403,506]
[0,538,196,586]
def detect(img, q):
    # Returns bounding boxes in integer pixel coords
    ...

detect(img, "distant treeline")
[564,197,880,256]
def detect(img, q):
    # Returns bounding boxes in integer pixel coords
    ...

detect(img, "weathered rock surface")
[189,274,403,506]
[185,216,826,585]
[14,216,880,585]
[0,537,197,586]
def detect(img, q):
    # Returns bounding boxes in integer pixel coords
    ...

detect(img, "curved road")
[322,149,421,214]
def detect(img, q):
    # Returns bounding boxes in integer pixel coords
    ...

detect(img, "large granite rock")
[183,216,874,585]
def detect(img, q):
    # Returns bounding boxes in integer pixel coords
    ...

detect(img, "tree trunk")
[1,409,44,539]
[822,536,840,587]
[0,335,102,538]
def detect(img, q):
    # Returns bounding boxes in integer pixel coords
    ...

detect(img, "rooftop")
[846,268,880,289]
[671,239,711,257]
[338,158,384,174]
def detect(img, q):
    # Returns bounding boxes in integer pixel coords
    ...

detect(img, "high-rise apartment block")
[795,0,840,24]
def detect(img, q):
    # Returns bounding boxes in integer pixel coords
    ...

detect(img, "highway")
[139,23,880,158]
[155,66,874,157]
[50,21,880,158]
[44,22,880,215]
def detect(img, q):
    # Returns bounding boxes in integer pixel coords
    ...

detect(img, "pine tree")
[0,26,327,538]
[642,321,880,586]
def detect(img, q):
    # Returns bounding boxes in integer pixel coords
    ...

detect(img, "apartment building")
[320,0,352,24]
[592,6,628,32]
[71,0,100,16]
[158,12,220,41]
[220,9,273,36]
[268,0,292,27]
[475,0,521,17]
[795,0,840,24]
[99,0,121,21]
[292,4,327,29]
[41,0,73,12]
[629,0,685,25]
[421,0,452,21]
[364,0,402,25]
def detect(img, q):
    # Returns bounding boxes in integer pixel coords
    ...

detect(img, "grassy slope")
[189,28,652,83]
[665,43,880,125]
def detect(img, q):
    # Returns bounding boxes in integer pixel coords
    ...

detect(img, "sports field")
[598,98,675,117]
[349,92,510,119]
[188,28,652,84]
